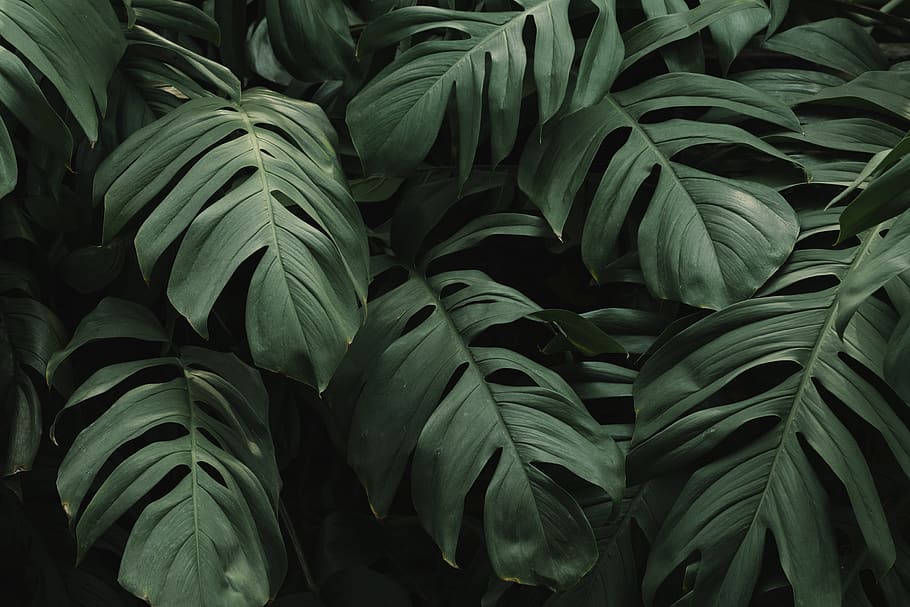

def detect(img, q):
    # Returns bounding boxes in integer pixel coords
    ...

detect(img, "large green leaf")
[95,89,369,390]
[52,298,285,607]
[347,0,622,183]
[328,178,622,589]
[519,72,800,309]
[628,208,910,606]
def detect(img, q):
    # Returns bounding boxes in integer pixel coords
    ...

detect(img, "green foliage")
[3,1,910,606]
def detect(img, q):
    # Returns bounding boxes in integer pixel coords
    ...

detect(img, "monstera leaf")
[328,174,623,589]
[94,89,369,390]
[520,72,801,309]
[50,298,286,607]
[346,0,769,184]
[627,207,910,607]
[0,262,66,475]
[347,0,623,183]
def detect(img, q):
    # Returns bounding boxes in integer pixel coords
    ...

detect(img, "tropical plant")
[3,1,910,606]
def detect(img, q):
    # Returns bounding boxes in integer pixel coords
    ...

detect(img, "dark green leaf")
[95,91,369,390]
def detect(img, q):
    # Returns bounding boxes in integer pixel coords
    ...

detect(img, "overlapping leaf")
[347,0,623,183]
[539,362,678,607]
[95,89,369,390]
[0,0,124,143]
[124,0,221,42]
[519,72,801,309]
[846,519,910,607]
[620,0,769,73]
[545,479,680,607]
[265,0,355,81]
[51,298,286,607]
[0,0,125,196]
[328,175,622,589]
[628,208,910,606]
[0,262,66,475]
[638,0,771,73]
[839,131,910,240]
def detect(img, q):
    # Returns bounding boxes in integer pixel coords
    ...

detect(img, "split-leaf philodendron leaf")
[3,1,910,606]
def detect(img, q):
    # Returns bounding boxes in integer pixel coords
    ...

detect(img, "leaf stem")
[279,498,318,594]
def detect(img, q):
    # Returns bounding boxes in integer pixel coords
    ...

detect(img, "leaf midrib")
[237,102,310,374]
[739,228,880,548]
[410,269,554,565]
[599,93,726,283]
[181,366,205,603]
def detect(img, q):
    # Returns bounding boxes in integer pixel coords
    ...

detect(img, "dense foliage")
[3,1,910,606]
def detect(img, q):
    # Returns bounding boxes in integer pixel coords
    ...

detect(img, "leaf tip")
[368,500,385,520]
[442,553,459,569]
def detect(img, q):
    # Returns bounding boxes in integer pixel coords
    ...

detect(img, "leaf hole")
[836,351,905,421]
[817,361,909,499]
[400,304,436,338]
[484,367,535,387]
[439,281,469,299]
[720,361,803,405]
[752,531,795,607]
[197,461,228,488]
[439,362,470,403]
